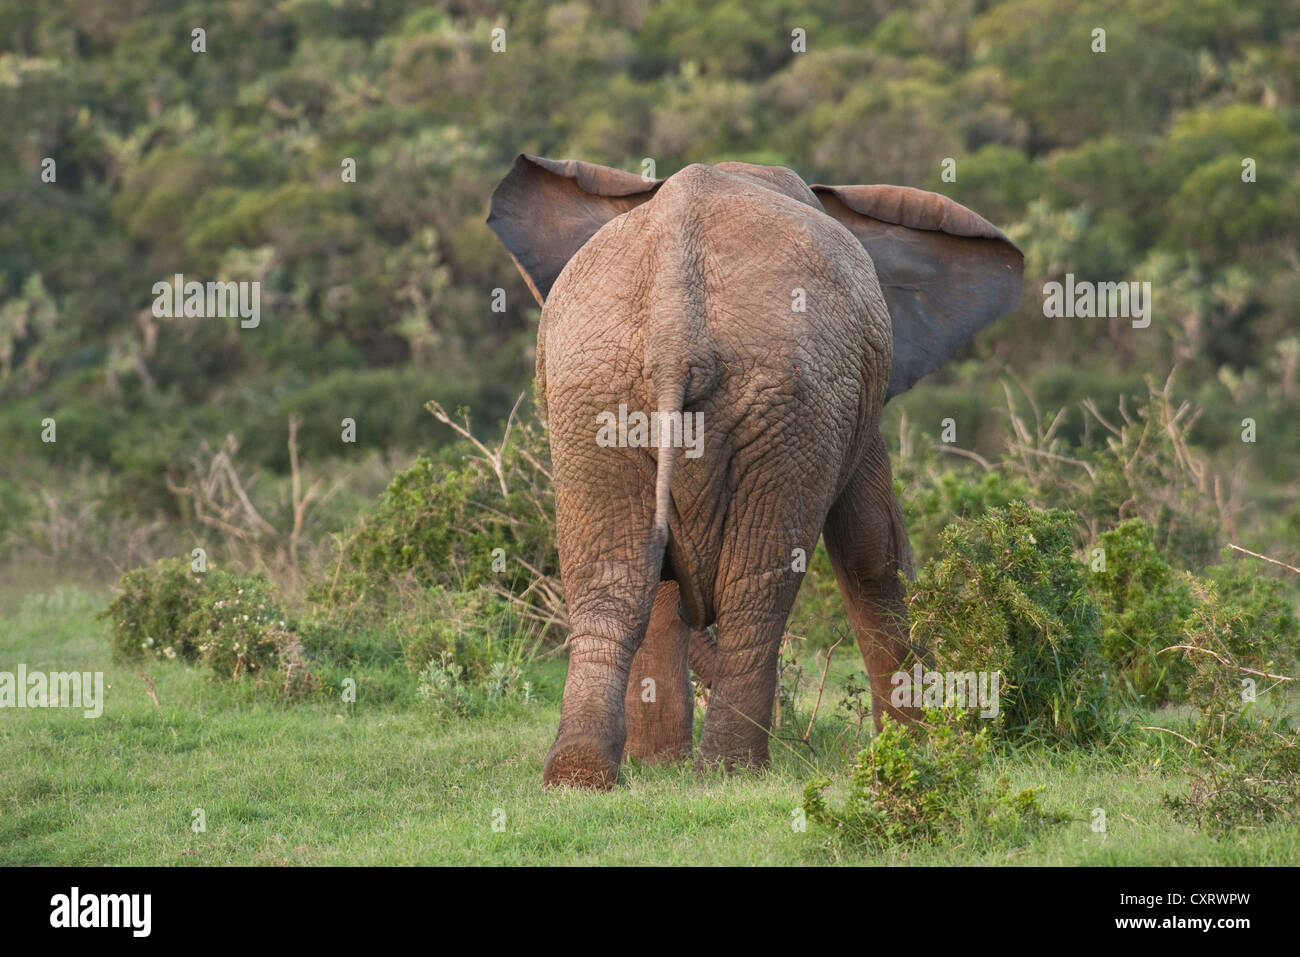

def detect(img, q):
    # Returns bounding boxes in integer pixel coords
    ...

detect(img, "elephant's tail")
[649,375,685,567]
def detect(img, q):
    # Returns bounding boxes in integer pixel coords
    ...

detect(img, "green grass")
[2,585,1297,865]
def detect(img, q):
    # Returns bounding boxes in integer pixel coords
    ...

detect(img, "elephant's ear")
[488,154,663,305]
[810,184,1023,399]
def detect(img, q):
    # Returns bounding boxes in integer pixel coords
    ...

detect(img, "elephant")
[487,154,1023,789]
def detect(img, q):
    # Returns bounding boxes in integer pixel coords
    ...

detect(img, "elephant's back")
[548,162,892,373]
[649,164,892,429]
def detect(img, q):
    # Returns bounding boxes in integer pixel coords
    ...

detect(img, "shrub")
[102,557,211,663]
[803,709,1057,846]
[1091,519,1196,704]
[187,576,317,696]
[416,651,473,716]
[1197,558,1299,671]
[400,585,535,716]
[1176,576,1297,735]
[914,377,1225,570]
[790,466,1030,652]
[900,467,1030,567]
[294,616,413,708]
[416,652,529,718]
[1160,578,1300,830]
[908,503,1110,744]
[100,556,317,696]
[314,399,562,641]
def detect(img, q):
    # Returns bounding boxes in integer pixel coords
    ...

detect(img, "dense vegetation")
[3,0,1298,568]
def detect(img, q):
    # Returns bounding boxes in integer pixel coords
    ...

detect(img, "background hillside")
[2,0,1298,574]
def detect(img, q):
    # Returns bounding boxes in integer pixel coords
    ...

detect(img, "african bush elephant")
[488,155,1022,788]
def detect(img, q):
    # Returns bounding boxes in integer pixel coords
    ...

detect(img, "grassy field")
[2,583,1297,866]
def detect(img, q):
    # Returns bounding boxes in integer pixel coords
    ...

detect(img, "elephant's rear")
[541,163,892,630]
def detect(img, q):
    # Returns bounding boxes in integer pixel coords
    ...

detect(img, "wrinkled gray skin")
[488,156,1023,788]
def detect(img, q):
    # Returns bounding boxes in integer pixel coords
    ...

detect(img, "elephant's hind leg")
[697,555,810,772]
[695,600,788,773]
[822,433,921,730]
[543,450,663,789]
[623,580,694,764]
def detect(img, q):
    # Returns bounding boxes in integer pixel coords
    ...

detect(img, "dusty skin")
[488,155,1023,788]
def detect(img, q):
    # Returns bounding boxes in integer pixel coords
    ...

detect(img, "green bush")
[790,466,1029,651]
[908,503,1110,744]
[393,585,527,673]
[101,557,211,663]
[100,557,317,696]
[187,576,317,696]
[416,649,530,718]
[1197,558,1300,669]
[900,468,1031,567]
[314,401,561,640]
[416,652,474,716]
[394,584,536,717]
[1160,577,1300,831]
[1091,519,1196,704]
[295,616,414,708]
[1178,575,1297,732]
[803,709,1056,846]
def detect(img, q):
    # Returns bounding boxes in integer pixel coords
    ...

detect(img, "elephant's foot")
[693,604,787,775]
[696,675,775,773]
[695,743,769,774]
[696,710,771,771]
[543,736,620,790]
[545,630,636,789]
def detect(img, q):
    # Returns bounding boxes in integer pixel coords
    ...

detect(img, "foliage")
[100,556,316,696]
[416,648,530,718]
[376,582,536,716]
[907,503,1110,744]
[1160,578,1300,831]
[189,577,317,697]
[314,399,562,641]
[1091,519,1196,704]
[901,466,1031,566]
[1198,557,1300,670]
[393,584,529,672]
[994,376,1230,570]
[2,0,1297,571]
[803,709,1058,846]
[101,557,212,664]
